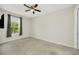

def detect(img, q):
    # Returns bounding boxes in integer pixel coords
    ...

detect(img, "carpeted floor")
[0,37,79,55]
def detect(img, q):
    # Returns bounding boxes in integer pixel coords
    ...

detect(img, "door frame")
[74,5,79,49]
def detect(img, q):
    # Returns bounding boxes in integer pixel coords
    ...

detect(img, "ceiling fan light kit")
[24,4,41,14]
[31,9,34,12]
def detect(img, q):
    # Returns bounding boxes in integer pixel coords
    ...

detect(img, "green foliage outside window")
[10,22,19,33]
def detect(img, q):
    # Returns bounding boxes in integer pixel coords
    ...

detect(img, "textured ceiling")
[0,4,74,18]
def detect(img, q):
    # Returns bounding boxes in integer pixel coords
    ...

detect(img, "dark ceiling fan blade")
[34,4,38,8]
[35,9,41,12]
[25,9,30,12]
[33,11,35,14]
[24,4,31,8]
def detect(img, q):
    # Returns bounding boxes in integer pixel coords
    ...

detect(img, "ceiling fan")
[24,4,41,14]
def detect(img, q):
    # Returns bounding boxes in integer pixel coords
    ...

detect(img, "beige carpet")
[0,37,79,55]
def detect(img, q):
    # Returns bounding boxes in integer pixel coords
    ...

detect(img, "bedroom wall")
[32,6,75,48]
[0,9,30,43]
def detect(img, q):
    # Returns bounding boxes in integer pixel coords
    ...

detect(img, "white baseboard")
[32,36,74,49]
[0,37,30,44]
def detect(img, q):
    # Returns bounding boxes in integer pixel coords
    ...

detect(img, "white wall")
[0,9,30,43]
[32,6,74,48]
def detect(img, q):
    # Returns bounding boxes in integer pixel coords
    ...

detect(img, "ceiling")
[0,4,74,18]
